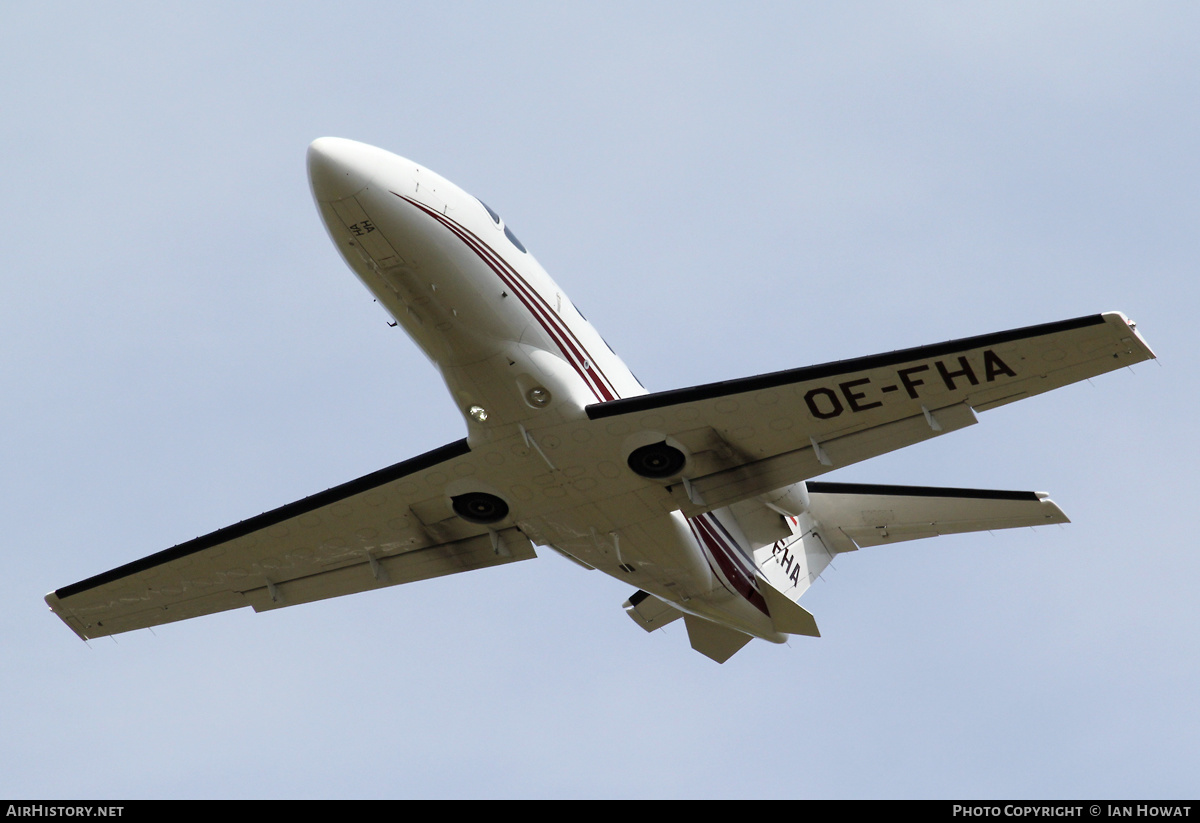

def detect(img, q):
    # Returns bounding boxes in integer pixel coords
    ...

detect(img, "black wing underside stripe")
[55,438,471,599]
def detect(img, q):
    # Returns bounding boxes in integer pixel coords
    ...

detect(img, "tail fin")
[682,615,753,663]
[756,482,1068,621]
[623,591,756,663]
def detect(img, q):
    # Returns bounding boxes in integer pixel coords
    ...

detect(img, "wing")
[46,439,537,641]
[587,312,1155,515]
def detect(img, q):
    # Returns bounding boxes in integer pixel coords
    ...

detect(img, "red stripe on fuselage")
[391,193,617,402]
[688,513,769,616]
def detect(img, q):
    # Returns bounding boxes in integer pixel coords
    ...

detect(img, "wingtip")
[44,591,94,642]
[1102,311,1157,360]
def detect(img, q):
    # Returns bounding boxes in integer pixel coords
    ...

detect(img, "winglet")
[44,591,91,642]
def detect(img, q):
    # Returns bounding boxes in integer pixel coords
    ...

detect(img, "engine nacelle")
[621,431,691,481]
[451,492,510,524]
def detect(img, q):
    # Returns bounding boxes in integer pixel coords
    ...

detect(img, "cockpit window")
[478,197,528,253]
[479,199,501,224]
[504,225,527,254]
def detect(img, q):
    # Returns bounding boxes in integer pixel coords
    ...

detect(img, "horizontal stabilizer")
[806,482,1069,553]
[622,590,683,632]
[754,482,1068,612]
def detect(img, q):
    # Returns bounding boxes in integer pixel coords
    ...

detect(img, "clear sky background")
[2,2,1196,799]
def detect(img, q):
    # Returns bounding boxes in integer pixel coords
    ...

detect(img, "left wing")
[586,313,1154,515]
[46,439,537,640]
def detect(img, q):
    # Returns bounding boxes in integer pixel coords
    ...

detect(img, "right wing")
[46,439,537,641]
[586,312,1155,515]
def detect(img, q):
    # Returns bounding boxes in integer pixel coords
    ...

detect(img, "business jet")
[45,138,1156,662]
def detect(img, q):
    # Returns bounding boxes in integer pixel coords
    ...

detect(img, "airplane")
[45,138,1157,663]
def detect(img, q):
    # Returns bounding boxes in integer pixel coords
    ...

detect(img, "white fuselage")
[307,138,786,643]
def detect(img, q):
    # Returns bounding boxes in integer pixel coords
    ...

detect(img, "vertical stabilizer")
[754,510,840,612]
[683,615,753,663]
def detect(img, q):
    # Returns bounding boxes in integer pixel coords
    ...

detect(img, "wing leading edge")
[46,439,537,641]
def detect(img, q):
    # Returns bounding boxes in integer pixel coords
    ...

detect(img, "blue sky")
[2,3,1196,798]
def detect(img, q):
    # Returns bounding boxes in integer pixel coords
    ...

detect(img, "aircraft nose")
[307,137,373,202]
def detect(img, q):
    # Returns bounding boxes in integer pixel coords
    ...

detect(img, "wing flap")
[248,528,535,613]
[673,402,978,514]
